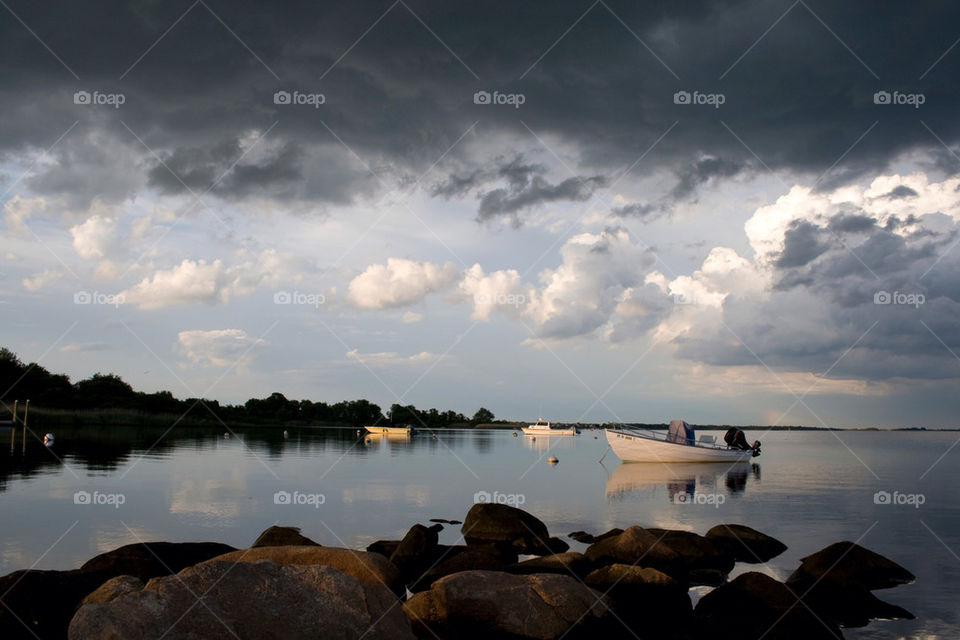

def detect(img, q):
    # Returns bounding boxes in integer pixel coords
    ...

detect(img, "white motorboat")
[364,425,413,435]
[606,420,759,462]
[521,419,576,436]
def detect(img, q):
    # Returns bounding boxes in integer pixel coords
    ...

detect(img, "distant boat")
[521,419,576,436]
[606,420,758,462]
[364,425,413,435]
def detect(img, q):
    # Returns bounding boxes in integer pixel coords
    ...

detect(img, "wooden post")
[23,400,29,431]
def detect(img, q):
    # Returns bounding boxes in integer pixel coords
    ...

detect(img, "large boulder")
[584,526,686,579]
[786,542,914,590]
[694,572,842,640]
[251,526,320,547]
[791,580,914,628]
[585,564,692,637]
[507,552,593,579]
[69,560,415,640]
[367,539,401,558]
[390,524,440,584]
[205,546,401,593]
[647,528,735,575]
[705,524,787,563]
[411,548,507,592]
[0,541,235,640]
[80,541,237,580]
[0,568,114,640]
[79,575,144,606]
[461,503,551,555]
[403,570,612,639]
[786,542,914,628]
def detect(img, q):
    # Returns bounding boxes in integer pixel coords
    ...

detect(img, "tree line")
[0,348,495,428]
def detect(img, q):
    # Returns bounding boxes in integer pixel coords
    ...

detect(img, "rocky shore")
[0,504,914,639]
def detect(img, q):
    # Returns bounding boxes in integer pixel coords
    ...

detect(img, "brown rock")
[403,570,612,639]
[69,560,414,640]
[205,545,401,593]
[251,525,319,547]
[705,524,787,563]
[584,526,685,579]
[508,552,592,579]
[786,541,914,590]
[461,503,551,555]
[79,575,144,606]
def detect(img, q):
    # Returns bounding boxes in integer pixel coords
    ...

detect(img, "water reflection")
[604,461,761,502]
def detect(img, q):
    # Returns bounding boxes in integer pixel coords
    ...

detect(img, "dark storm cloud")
[774,220,830,269]
[671,157,746,200]
[886,185,919,199]
[674,207,960,382]
[477,174,607,222]
[610,202,666,219]
[3,0,960,214]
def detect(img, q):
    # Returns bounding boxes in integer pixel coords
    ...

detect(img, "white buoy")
[43,433,54,442]
[548,456,559,465]
[43,433,55,446]
[224,433,230,439]
[283,430,289,438]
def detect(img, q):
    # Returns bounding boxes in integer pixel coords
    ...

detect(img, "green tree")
[471,407,495,424]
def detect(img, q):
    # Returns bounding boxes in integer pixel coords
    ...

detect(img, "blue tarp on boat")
[666,419,695,445]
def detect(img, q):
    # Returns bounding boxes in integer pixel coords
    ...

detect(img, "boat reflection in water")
[604,461,760,503]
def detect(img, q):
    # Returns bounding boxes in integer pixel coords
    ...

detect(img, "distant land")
[1,348,954,431]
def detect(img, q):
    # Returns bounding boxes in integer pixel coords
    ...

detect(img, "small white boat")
[521,419,576,436]
[606,420,759,463]
[364,425,412,435]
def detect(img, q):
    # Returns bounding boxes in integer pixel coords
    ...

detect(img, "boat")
[521,419,576,436]
[364,425,413,435]
[605,420,759,462]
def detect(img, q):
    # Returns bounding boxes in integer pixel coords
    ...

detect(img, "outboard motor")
[724,428,761,456]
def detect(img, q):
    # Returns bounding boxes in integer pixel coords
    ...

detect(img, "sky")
[2,0,960,427]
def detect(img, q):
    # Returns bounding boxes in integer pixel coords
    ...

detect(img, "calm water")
[1,426,958,639]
